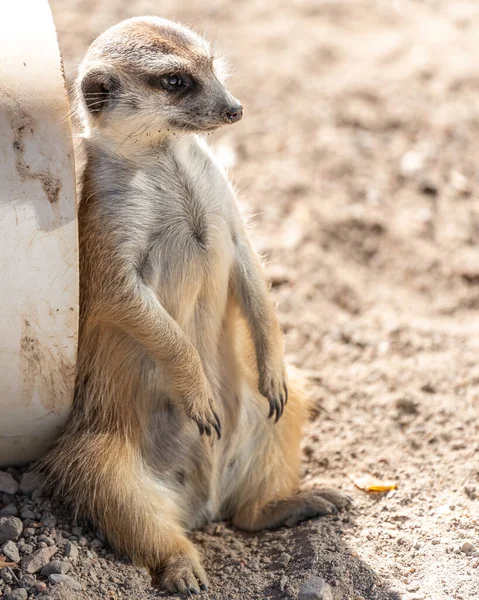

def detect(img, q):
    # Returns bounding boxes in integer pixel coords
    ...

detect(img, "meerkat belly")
[141,154,234,526]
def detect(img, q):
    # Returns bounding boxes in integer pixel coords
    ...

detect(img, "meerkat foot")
[311,488,352,511]
[159,553,209,596]
[232,488,351,532]
[281,488,352,527]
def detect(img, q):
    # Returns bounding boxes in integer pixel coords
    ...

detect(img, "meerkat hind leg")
[232,489,351,532]
[227,385,351,533]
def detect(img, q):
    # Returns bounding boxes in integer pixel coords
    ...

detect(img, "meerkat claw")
[268,398,276,419]
[194,410,221,440]
[213,411,222,439]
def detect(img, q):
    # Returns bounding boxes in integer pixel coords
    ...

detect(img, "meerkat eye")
[145,72,195,93]
[161,73,194,92]
[166,74,182,88]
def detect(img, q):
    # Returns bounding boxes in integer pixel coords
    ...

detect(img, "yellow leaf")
[350,474,397,493]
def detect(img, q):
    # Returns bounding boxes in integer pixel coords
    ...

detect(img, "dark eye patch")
[144,72,196,94]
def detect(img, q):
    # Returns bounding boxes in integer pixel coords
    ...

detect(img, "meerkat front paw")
[185,393,221,439]
[258,366,288,423]
[159,554,209,595]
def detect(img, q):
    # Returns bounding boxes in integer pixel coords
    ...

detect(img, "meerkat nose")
[225,104,243,123]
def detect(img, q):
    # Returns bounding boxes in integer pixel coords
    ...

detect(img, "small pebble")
[22,528,35,538]
[63,540,79,562]
[450,170,470,194]
[461,542,475,555]
[418,178,438,196]
[396,397,419,415]
[41,560,71,576]
[2,540,20,562]
[90,538,103,550]
[19,472,40,496]
[21,545,57,573]
[20,509,34,520]
[42,516,57,528]
[48,574,82,591]
[298,576,334,600]
[5,589,28,600]
[0,472,19,495]
[0,517,23,544]
[400,151,425,177]
[1,567,14,583]
[18,574,35,588]
[19,544,33,555]
[0,504,18,518]
[464,485,477,500]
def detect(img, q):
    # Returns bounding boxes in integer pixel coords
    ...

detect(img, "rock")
[0,504,18,517]
[42,515,57,528]
[19,543,33,555]
[1,566,14,583]
[20,509,34,520]
[280,574,288,591]
[21,545,57,573]
[450,170,470,195]
[418,177,438,196]
[48,574,82,591]
[298,576,334,600]
[461,542,475,555]
[0,472,19,495]
[2,540,20,562]
[6,589,28,600]
[90,538,103,550]
[23,528,35,538]
[268,264,290,287]
[63,541,79,562]
[395,397,418,415]
[0,517,23,544]
[464,485,477,500]
[19,472,40,496]
[41,560,71,576]
[400,151,425,177]
[18,574,35,588]
[36,581,48,593]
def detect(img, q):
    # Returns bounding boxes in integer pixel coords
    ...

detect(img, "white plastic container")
[0,1,78,466]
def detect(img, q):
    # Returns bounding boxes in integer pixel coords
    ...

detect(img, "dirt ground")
[25,0,479,598]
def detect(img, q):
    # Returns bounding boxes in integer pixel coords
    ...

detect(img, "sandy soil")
[15,1,479,598]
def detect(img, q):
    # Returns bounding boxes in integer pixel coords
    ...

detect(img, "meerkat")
[41,16,349,595]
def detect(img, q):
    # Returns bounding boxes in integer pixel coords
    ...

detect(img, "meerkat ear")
[80,69,121,114]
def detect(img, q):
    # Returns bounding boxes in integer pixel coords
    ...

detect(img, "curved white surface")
[0,1,78,466]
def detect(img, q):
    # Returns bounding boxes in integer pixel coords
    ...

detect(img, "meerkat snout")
[76,16,243,145]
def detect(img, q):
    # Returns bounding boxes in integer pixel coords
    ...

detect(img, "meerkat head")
[77,17,243,146]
